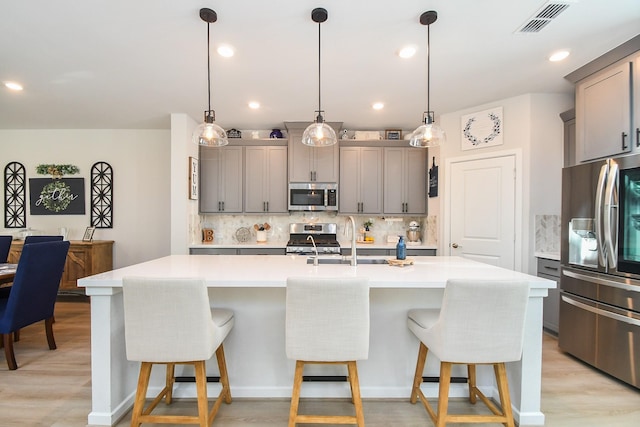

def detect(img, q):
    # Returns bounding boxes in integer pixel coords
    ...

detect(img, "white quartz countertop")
[79,255,554,290]
[534,252,560,261]
[189,241,438,250]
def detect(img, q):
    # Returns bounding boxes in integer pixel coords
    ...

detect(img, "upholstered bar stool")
[122,277,234,427]
[286,277,370,427]
[407,279,530,427]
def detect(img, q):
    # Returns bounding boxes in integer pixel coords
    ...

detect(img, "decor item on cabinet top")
[301,8,337,147]
[341,129,349,140]
[353,131,381,140]
[461,106,503,151]
[227,128,242,138]
[36,164,79,179]
[192,8,228,147]
[270,129,284,139]
[385,129,402,140]
[409,10,446,148]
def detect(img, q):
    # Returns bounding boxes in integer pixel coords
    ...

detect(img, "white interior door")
[449,155,516,268]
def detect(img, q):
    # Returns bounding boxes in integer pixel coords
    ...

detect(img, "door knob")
[451,243,459,248]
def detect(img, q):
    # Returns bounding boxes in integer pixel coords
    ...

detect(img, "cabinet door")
[313,144,339,182]
[576,60,632,162]
[245,146,287,213]
[244,146,268,212]
[339,147,360,213]
[383,148,405,214]
[288,130,314,182]
[200,146,243,213]
[404,148,426,214]
[359,147,383,213]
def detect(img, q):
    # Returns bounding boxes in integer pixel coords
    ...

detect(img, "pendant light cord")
[317,20,322,121]
[426,23,430,116]
[207,22,212,112]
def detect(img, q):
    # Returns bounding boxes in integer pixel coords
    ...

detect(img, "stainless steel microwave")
[288,183,338,211]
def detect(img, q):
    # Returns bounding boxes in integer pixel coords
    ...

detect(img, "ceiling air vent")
[515,1,574,33]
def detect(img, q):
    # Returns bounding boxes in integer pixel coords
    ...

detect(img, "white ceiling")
[1,0,639,132]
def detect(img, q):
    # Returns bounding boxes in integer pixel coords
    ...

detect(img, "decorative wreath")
[36,164,80,178]
[40,180,73,212]
[463,113,502,146]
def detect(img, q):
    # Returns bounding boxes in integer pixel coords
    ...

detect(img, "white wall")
[0,129,171,268]
[437,93,573,273]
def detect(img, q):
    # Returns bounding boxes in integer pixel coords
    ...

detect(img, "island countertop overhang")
[78,255,555,292]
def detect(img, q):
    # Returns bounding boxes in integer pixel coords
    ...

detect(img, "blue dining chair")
[23,235,63,245]
[0,240,70,370]
[0,235,12,263]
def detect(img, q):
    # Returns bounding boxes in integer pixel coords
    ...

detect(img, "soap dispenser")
[396,236,406,260]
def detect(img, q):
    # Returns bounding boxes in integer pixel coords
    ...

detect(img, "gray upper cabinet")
[199,146,244,213]
[339,146,383,214]
[285,122,341,182]
[244,146,288,213]
[575,59,633,162]
[383,147,426,215]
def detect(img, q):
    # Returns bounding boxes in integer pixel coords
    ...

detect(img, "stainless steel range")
[285,223,341,255]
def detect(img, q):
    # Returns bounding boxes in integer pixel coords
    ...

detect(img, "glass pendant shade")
[192,118,228,147]
[409,119,446,148]
[302,120,337,147]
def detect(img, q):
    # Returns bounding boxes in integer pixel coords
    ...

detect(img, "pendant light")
[409,11,446,148]
[192,8,228,147]
[301,8,337,147]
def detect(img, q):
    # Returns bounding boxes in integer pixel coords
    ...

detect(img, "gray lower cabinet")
[244,146,288,213]
[383,147,426,215]
[537,258,560,334]
[190,247,286,255]
[339,147,383,214]
[342,247,436,256]
[199,146,243,213]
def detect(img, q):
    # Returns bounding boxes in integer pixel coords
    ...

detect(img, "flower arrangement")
[36,164,80,178]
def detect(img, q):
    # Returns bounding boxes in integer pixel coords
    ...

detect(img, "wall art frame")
[189,156,198,200]
[461,106,503,151]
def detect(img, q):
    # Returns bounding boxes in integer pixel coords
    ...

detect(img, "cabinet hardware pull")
[622,131,628,150]
[266,201,269,212]
[452,243,459,248]
[222,201,225,211]
[636,128,639,147]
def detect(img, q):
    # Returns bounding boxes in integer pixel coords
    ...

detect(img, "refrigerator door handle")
[595,163,608,267]
[604,160,619,269]
[562,294,640,327]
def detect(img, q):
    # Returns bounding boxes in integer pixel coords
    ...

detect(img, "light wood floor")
[1,300,639,426]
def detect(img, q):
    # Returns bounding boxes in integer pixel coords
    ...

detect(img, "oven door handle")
[563,268,640,293]
[562,294,640,327]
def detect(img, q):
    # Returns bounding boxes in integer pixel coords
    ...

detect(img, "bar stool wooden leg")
[194,360,209,427]
[288,360,304,427]
[216,344,232,404]
[436,362,452,427]
[410,342,428,404]
[130,362,152,427]
[347,361,365,427]
[165,363,175,404]
[468,363,477,404]
[495,362,515,427]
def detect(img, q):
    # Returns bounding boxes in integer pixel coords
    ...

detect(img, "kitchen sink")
[306,257,388,265]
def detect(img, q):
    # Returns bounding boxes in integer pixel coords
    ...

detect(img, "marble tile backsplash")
[192,213,438,246]
[535,214,560,254]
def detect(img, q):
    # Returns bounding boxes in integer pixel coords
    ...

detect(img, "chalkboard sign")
[428,157,438,198]
[29,178,86,215]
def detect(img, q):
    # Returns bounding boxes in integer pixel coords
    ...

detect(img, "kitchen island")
[79,255,554,426]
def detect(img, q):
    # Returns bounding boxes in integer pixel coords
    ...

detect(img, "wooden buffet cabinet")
[8,240,114,293]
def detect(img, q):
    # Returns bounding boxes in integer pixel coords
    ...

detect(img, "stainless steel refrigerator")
[560,154,640,389]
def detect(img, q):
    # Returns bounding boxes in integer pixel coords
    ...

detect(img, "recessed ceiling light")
[398,46,417,59]
[372,102,384,110]
[217,45,235,57]
[4,81,23,91]
[248,101,260,109]
[549,49,570,62]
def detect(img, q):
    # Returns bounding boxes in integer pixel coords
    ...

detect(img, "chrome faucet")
[346,216,357,266]
[307,235,319,266]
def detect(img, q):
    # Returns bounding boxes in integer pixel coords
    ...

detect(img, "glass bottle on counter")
[396,236,406,260]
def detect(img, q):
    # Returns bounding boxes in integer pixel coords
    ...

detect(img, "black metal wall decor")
[29,177,86,215]
[428,156,438,198]
[4,162,26,228]
[90,162,113,228]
